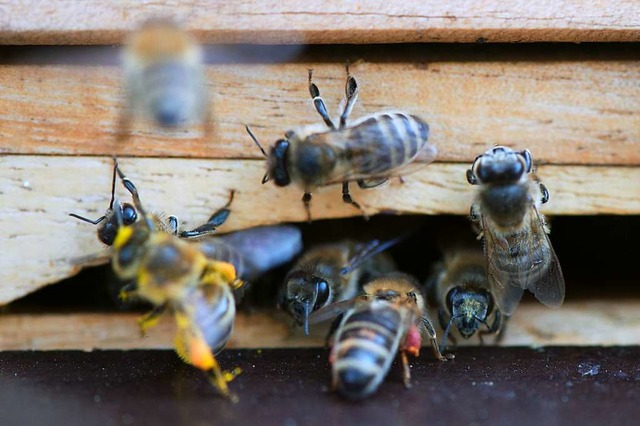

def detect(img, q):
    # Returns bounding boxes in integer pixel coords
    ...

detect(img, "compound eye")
[446,287,459,312]
[314,280,330,310]
[121,204,137,225]
[117,242,137,269]
[520,150,532,173]
[99,222,117,246]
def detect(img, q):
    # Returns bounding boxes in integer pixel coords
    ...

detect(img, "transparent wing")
[481,214,525,316]
[308,299,357,324]
[525,207,565,308]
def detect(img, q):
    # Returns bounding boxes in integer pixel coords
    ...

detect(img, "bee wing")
[340,234,405,275]
[308,299,357,324]
[481,214,525,316]
[524,207,565,308]
[199,225,303,282]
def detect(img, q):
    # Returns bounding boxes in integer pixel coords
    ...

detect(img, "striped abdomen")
[342,112,431,177]
[135,61,204,127]
[332,301,405,400]
[187,284,235,354]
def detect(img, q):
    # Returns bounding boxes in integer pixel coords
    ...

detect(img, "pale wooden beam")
[1,301,638,350]
[1,1,639,44]
[1,60,638,165]
[1,155,639,305]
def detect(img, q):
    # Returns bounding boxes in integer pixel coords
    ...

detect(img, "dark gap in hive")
[0,43,638,66]
[6,214,639,315]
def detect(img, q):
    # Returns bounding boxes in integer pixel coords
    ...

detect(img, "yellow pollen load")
[113,225,134,249]
[188,337,215,371]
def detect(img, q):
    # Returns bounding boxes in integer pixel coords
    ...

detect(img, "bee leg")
[339,62,359,129]
[137,304,168,337]
[423,317,453,361]
[400,350,412,389]
[308,69,336,130]
[494,313,509,344]
[205,363,241,403]
[539,182,550,204]
[324,314,344,348]
[118,282,138,302]
[168,216,179,235]
[179,190,234,238]
[342,181,367,218]
[479,310,503,345]
[302,192,312,222]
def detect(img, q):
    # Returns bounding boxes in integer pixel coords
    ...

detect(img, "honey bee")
[311,273,449,400]
[75,163,242,400]
[119,20,210,139]
[467,146,565,315]
[426,248,505,350]
[280,238,397,334]
[246,65,437,220]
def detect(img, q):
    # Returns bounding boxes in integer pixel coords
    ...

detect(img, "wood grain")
[2,300,639,350]
[1,1,639,44]
[1,155,639,304]
[1,59,639,165]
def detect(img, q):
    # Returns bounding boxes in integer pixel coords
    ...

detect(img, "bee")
[280,238,397,335]
[426,248,505,350]
[119,20,210,139]
[74,163,242,400]
[312,273,449,400]
[467,146,565,315]
[246,65,437,220]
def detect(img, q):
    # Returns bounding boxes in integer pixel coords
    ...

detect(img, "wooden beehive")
[1,1,639,350]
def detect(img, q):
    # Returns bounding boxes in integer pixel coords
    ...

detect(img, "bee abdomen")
[346,113,429,175]
[333,305,402,399]
[190,286,235,355]
[139,62,201,127]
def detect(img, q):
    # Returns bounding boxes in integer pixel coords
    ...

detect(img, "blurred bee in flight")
[467,146,565,316]
[246,64,437,221]
[72,162,242,400]
[426,248,505,351]
[280,238,397,334]
[119,20,211,141]
[311,273,449,400]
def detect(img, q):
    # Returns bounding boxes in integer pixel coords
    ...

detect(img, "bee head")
[283,271,330,334]
[446,287,491,339]
[111,222,150,280]
[267,139,292,187]
[96,203,138,246]
[468,146,532,185]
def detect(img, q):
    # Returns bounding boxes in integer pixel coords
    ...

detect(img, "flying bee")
[467,146,565,316]
[75,163,242,400]
[311,273,449,400]
[280,238,397,334]
[246,64,437,221]
[426,248,505,350]
[119,20,210,139]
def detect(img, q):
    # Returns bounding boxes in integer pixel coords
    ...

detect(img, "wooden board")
[1,301,639,350]
[1,155,639,305]
[1,1,639,44]
[1,59,639,165]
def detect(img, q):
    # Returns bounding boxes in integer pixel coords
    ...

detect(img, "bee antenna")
[109,158,119,210]
[440,314,460,352]
[69,213,106,225]
[245,125,267,157]
[303,301,311,336]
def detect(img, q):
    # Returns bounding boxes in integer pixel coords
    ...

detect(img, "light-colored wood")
[1,1,639,44]
[1,60,639,165]
[1,155,639,305]
[2,301,639,350]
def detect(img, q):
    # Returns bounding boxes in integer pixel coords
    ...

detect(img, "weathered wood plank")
[1,155,639,304]
[2,301,638,350]
[1,60,638,165]
[1,1,639,44]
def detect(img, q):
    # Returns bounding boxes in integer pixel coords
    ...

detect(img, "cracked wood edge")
[1,155,639,304]
[1,1,639,44]
[1,60,639,165]
[1,301,639,350]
